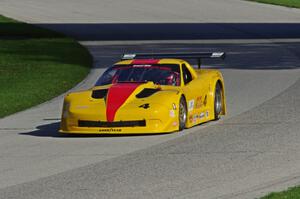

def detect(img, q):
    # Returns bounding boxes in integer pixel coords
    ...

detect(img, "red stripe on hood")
[106,83,141,122]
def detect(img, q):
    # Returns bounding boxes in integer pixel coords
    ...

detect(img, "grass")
[261,186,300,199]
[248,0,300,8]
[0,15,92,118]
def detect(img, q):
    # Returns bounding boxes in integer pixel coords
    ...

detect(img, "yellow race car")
[60,52,226,134]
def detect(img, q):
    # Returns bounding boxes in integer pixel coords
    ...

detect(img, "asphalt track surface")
[0,0,300,198]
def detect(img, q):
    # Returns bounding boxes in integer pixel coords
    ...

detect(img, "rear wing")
[121,52,226,69]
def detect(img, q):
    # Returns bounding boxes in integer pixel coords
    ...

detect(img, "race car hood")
[105,83,142,122]
[66,82,180,122]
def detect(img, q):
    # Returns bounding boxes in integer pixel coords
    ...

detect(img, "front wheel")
[214,83,223,120]
[179,96,187,131]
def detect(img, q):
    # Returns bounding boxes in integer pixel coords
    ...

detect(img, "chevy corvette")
[60,52,226,134]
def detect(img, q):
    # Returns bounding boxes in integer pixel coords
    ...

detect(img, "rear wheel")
[179,96,187,131]
[214,83,223,120]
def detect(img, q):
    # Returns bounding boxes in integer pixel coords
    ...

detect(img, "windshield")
[96,64,181,86]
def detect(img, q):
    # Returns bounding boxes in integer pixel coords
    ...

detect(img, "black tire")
[179,96,187,131]
[214,83,223,120]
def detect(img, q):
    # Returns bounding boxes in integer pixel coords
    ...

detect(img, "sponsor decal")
[133,65,152,67]
[99,128,122,132]
[189,115,193,123]
[172,121,177,126]
[193,114,197,123]
[188,100,195,112]
[172,103,177,110]
[169,110,175,118]
[195,95,207,109]
[123,54,136,59]
[212,52,224,58]
[199,112,205,119]
[196,96,202,109]
[139,103,150,109]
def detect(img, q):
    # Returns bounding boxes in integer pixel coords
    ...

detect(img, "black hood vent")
[92,89,108,99]
[136,88,160,98]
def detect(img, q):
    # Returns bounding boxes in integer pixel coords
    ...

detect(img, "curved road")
[0,0,300,198]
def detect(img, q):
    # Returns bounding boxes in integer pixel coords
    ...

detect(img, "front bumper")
[60,118,178,134]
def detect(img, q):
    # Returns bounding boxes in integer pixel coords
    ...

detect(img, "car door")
[181,63,209,125]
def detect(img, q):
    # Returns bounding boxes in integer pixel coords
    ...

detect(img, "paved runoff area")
[0,0,300,23]
[0,0,300,198]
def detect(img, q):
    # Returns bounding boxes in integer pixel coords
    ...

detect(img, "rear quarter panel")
[195,69,226,116]
[184,69,226,127]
